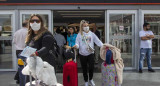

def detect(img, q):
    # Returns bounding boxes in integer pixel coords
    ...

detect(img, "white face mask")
[30,22,41,31]
[83,26,89,32]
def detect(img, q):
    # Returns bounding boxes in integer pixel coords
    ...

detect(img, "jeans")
[18,65,26,86]
[139,48,152,70]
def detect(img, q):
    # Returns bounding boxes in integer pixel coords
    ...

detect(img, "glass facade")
[109,14,135,67]
[22,14,49,29]
[144,14,160,67]
[0,10,159,71]
[0,14,13,69]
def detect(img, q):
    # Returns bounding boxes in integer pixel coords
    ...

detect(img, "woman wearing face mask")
[25,14,57,68]
[67,27,77,47]
[73,20,103,86]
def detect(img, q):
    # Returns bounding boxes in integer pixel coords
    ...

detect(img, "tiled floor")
[1,71,160,86]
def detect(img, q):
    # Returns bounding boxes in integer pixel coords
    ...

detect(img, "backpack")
[47,32,60,58]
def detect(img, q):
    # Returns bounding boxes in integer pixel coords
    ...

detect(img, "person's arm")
[67,36,69,46]
[93,33,103,47]
[67,42,69,46]
[33,35,54,57]
[141,36,151,40]
[12,33,16,44]
[139,31,151,40]
[73,34,80,49]
[148,31,155,39]
[148,35,154,39]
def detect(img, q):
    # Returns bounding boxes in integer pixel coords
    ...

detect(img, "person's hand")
[146,34,151,39]
[72,45,77,49]
[65,45,71,49]
[30,53,37,57]
[146,34,150,37]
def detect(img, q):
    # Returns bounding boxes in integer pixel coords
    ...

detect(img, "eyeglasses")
[30,19,41,23]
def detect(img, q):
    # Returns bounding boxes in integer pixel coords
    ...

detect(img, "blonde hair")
[79,20,89,35]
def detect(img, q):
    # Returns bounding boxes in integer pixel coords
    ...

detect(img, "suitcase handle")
[73,48,77,63]
[65,48,77,63]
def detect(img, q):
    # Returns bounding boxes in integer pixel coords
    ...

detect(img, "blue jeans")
[18,65,26,86]
[139,48,152,70]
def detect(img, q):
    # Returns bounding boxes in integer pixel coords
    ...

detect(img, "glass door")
[107,10,137,69]
[20,10,52,32]
[142,10,160,69]
[0,11,16,71]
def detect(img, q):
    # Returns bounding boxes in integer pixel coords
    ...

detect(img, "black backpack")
[47,33,60,58]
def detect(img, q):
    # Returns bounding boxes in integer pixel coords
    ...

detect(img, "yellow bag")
[18,59,24,65]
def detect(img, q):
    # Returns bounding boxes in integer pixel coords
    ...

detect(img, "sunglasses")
[30,19,41,23]
[82,20,89,24]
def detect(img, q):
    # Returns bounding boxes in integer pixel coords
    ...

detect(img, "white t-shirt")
[139,30,154,48]
[76,31,103,56]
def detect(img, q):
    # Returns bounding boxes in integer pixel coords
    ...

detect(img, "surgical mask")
[30,22,41,31]
[83,26,89,32]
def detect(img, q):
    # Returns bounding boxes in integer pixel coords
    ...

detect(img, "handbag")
[82,35,95,53]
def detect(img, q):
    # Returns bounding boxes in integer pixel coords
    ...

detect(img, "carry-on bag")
[101,49,120,86]
[63,49,78,86]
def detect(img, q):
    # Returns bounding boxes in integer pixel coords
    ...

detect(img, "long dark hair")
[68,27,75,37]
[25,14,47,44]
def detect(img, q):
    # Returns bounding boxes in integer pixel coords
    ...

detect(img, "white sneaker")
[85,82,89,86]
[89,79,95,86]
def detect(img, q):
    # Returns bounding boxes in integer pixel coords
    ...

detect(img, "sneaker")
[89,79,95,86]
[139,69,143,73]
[148,69,155,72]
[85,82,89,86]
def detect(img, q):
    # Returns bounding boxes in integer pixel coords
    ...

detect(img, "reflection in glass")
[144,14,160,67]
[109,14,135,67]
[0,14,12,69]
[22,14,49,29]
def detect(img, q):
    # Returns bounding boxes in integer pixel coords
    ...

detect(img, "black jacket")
[95,30,100,39]
[27,31,56,67]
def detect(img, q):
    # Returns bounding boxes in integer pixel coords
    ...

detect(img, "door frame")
[141,10,160,69]
[0,10,16,71]
[106,10,138,70]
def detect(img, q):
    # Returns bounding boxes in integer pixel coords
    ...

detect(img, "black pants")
[79,54,95,82]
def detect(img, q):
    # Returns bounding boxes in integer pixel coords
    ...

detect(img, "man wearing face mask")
[139,23,155,73]
[73,20,103,86]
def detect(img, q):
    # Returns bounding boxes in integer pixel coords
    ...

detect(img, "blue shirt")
[67,34,77,47]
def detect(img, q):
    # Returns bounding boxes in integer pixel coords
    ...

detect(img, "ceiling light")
[57,11,104,13]
[62,16,100,18]
[61,14,102,16]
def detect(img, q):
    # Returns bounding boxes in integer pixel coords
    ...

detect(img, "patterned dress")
[101,62,121,86]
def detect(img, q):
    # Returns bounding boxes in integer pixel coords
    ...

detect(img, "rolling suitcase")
[63,49,78,86]
[101,49,120,86]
